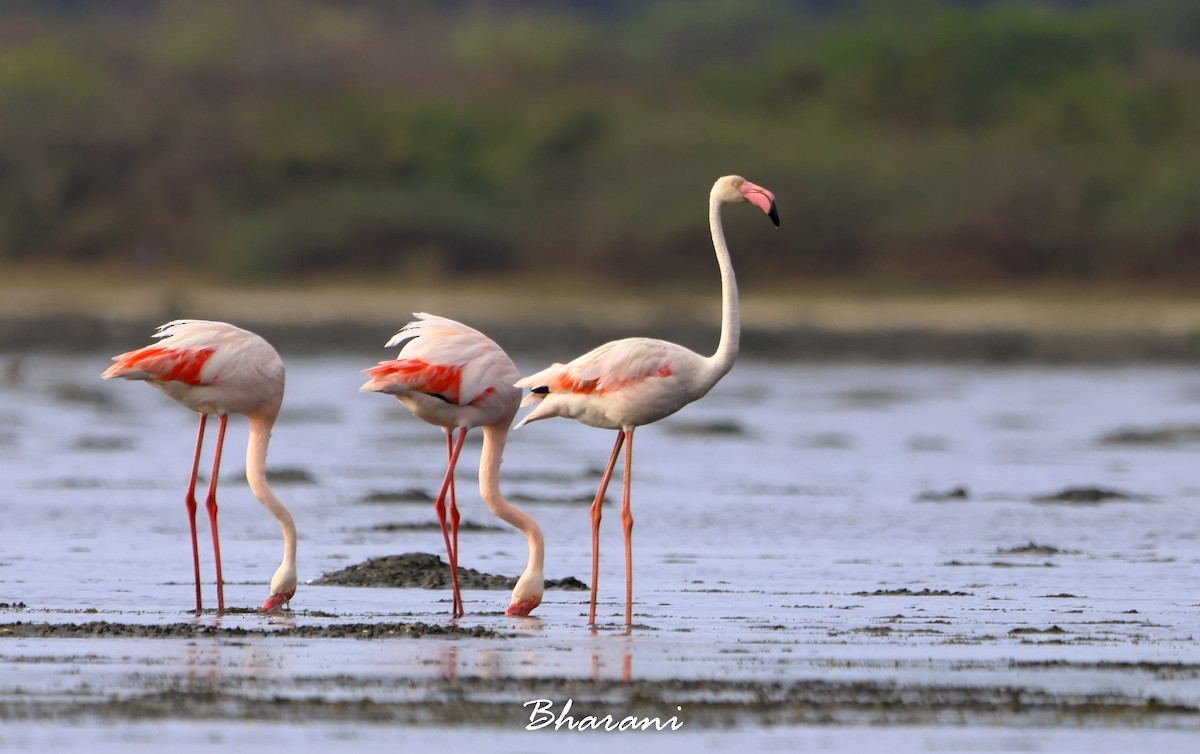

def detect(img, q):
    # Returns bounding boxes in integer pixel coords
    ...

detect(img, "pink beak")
[739,180,780,227]
[260,591,294,612]
[505,597,541,617]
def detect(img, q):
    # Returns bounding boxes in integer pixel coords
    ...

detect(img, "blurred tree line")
[1,0,1199,287]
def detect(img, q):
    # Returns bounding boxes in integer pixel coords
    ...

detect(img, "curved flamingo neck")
[707,191,740,383]
[479,424,544,576]
[246,412,297,574]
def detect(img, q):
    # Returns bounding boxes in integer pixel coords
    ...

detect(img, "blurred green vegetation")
[2,0,1200,287]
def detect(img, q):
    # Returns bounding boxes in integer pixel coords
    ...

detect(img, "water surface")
[2,355,1200,751]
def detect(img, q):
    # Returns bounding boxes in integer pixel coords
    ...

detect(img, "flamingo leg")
[446,430,462,616]
[185,414,208,613]
[588,431,625,625]
[434,428,468,617]
[204,414,229,614]
[620,429,635,626]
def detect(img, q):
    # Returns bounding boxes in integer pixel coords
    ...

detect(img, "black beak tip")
[768,204,780,227]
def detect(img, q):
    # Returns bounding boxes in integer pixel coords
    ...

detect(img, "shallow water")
[3,355,1200,751]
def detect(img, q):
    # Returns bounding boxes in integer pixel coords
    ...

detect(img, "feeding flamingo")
[514,175,779,625]
[101,320,298,613]
[361,313,544,617]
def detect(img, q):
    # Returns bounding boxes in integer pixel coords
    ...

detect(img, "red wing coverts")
[103,347,215,386]
[363,359,485,405]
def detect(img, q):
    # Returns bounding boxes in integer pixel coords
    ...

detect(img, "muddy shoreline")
[4,312,1200,363]
[0,620,499,640]
[3,615,1198,730]
[7,277,1200,364]
[0,628,1195,729]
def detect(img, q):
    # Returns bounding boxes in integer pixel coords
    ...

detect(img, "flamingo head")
[504,570,544,617]
[261,561,298,612]
[713,175,779,227]
[261,590,295,612]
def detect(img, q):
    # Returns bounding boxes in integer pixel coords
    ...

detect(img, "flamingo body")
[102,320,297,613]
[362,313,544,617]
[106,321,285,417]
[515,175,779,625]
[515,337,717,431]
[363,314,520,430]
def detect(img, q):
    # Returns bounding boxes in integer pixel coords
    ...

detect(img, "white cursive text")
[524,698,684,732]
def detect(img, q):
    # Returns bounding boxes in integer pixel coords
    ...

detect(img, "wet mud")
[16,307,1200,363]
[367,521,506,534]
[1099,423,1200,446]
[1032,486,1144,504]
[0,620,497,640]
[1,671,1196,728]
[996,542,1080,556]
[311,552,588,591]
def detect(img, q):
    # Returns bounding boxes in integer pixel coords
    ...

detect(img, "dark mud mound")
[664,419,749,437]
[312,552,588,591]
[1099,423,1200,446]
[358,488,433,504]
[852,588,973,597]
[0,620,498,639]
[997,542,1081,556]
[1032,486,1144,504]
[228,466,317,486]
[915,486,970,502]
[368,521,505,533]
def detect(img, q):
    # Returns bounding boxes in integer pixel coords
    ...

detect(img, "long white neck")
[478,424,544,583]
[706,192,740,383]
[246,412,297,594]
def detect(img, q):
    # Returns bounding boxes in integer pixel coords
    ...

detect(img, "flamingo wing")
[102,345,215,385]
[363,313,518,406]
[102,319,285,417]
[517,338,677,399]
[362,358,467,403]
[100,320,246,385]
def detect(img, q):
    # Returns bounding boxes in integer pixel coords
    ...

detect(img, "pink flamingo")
[101,320,298,613]
[514,175,779,625]
[361,313,544,617]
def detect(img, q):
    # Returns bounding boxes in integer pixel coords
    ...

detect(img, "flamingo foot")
[260,591,294,612]
[505,597,541,617]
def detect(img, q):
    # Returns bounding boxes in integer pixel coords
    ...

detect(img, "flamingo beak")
[505,596,541,617]
[260,591,294,612]
[740,181,780,227]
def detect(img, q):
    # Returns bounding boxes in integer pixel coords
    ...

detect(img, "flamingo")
[361,313,544,617]
[514,174,779,625]
[101,320,297,613]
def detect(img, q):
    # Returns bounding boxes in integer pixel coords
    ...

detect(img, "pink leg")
[205,414,229,614]
[185,415,207,613]
[588,431,625,625]
[446,430,462,616]
[434,429,468,617]
[620,429,635,626]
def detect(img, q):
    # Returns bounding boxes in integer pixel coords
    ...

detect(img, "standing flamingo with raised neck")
[514,175,779,626]
[361,313,544,618]
[101,320,298,613]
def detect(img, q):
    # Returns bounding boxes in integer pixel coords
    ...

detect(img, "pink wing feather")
[362,313,518,406]
[517,338,676,399]
[102,346,215,385]
[101,320,252,386]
